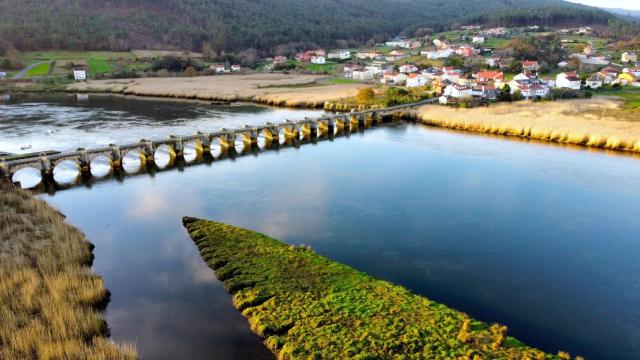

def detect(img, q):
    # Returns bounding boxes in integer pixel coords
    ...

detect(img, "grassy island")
[0,184,136,359]
[183,217,570,360]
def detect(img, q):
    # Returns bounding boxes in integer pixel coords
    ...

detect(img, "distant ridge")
[0,0,621,53]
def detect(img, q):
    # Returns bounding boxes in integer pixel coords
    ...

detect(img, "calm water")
[3,94,640,359]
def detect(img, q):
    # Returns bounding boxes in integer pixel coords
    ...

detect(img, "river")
[2,93,639,359]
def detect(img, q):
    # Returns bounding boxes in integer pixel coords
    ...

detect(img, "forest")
[0,0,629,56]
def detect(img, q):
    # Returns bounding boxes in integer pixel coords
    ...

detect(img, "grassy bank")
[183,217,570,359]
[0,183,136,359]
[416,97,640,154]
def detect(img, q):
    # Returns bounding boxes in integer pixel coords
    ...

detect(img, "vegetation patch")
[0,184,136,359]
[26,61,51,76]
[183,217,568,359]
[88,59,113,74]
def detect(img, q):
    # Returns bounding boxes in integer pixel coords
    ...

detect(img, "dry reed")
[416,98,640,153]
[68,74,364,108]
[0,185,136,359]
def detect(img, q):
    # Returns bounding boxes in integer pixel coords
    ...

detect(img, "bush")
[356,87,375,103]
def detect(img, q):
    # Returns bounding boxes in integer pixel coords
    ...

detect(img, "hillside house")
[472,36,485,44]
[73,66,87,81]
[356,51,382,60]
[423,49,453,59]
[311,56,326,64]
[0,71,6,79]
[386,39,411,48]
[624,67,640,78]
[328,50,351,60]
[273,56,288,64]
[475,71,504,85]
[585,74,603,89]
[558,61,569,68]
[485,57,501,68]
[381,71,407,85]
[458,73,477,87]
[510,78,550,99]
[366,65,383,76]
[556,72,581,90]
[598,67,620,84]
[406,74,427,87]
[621,52,638,63]
[387,50,406,61]
[521,60,539,72]
[352,67,374,81]
[618,73,637,86]
[472,85,497,99]
[210,64,226,73]
[231,64,242,72]
[456,46,476,57]
[443,84,473,98]
[399,64,419,74]
[513,72,538,82]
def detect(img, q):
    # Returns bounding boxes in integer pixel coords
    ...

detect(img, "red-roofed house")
[456,45,476,57]
[521,60,539,72]
[475,71,505,84]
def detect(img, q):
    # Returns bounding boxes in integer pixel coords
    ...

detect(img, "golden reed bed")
[68,74,364,108]
[416,98,640,153]
[0,183,136,359]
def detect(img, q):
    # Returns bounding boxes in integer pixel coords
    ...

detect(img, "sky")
[567,0,640,10]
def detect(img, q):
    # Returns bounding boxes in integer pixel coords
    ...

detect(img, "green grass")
[304,63,336,73]
[21,51,136,62]
[26,62,51,76]
[184,218,567,359]
[88,59,112,74]
[596,87,640,113]
[484,38,509,48]
[327,78,359,84]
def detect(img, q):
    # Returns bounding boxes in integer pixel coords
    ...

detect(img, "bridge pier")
[77,148,90,174]
[198,132,212,152]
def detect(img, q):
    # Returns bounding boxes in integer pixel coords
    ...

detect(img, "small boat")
[20,145,32,150]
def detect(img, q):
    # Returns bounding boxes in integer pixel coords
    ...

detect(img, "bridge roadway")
[0,99,435,185]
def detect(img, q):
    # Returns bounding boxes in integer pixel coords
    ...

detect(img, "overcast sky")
[568,0,640,10]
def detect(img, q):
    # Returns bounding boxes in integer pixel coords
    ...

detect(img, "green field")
[88,59,113,74]
[21,51,136,62]
[304,62,336,73]
[183,218,565,359]
[597,87,640,113]
[26,61,51,76]
[327,78,359,84]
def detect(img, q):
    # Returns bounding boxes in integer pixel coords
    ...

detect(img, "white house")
[621,52,637,63]
[386,39,411,48]
[443,84,473,98]
[328,50,351,60]
[406,74,427,87]
[472,36,485,44]
[624,67,640,78]
[398,64,419,74]
[485,57,501,68]
[365,65,383,76]
[311,56,326,64]
[73,67,87,81]
[231,64,242,72]
[381,71,407,85]
[556,72,581,90]
[585,75,602,89]
[423,49,453,59]
[352,67,374,81]
[386,50,406,61]
[0,71,6,79]
[510,80,550,99]
[210,64,225,73]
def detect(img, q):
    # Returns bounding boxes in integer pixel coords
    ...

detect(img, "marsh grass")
[0,186,136,359]
[184,217,573,359]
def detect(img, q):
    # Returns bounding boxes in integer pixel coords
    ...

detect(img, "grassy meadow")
[183,217,570,359]
[26,61,52,76]
[0,185,136,359]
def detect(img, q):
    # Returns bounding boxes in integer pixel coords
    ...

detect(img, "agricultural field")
[596,86,640,113]
[26,61,51,76]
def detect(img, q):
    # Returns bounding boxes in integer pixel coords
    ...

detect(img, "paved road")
[14,61,50,79]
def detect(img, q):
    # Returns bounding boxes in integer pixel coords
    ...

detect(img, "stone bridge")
[1,99,435,187]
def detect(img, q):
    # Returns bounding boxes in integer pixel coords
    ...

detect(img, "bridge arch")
[278,126,294,145]
[153,144,176,169]
[11,167,42,189]
[298,124,311,141]
[52,159,81,185]
[234,132,253,154]
[121,150,146,174]
[89,155,113,178]
[210,136,229,158]
[257,128,274,150]
[183,140,203,163]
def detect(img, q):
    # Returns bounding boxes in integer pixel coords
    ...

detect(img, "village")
[235,25,638,107]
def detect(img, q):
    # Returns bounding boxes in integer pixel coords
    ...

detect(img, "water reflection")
[43,123,640,360]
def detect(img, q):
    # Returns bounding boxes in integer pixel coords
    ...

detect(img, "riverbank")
[415,97,640,153]
[183,217,570,359]
[65,74,365,108]
[0,182,136,359]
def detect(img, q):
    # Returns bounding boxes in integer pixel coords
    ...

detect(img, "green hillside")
[0,0,618,54]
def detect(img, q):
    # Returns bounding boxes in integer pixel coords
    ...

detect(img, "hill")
[0,0,618,55]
